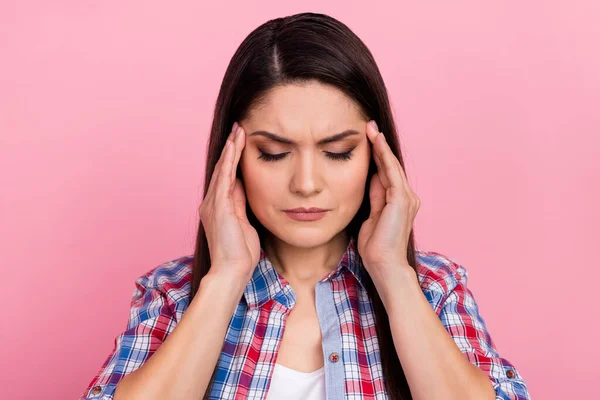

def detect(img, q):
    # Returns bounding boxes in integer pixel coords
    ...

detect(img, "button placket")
[315,280,345,398]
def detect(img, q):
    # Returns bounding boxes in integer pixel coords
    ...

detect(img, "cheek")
[332,170,366,198]
[240,158,279,210]
[330,156,370,208]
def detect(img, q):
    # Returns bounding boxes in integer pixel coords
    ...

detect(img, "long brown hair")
[194,12,417,400]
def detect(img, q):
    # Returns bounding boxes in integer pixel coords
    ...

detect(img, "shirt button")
[91,386,102,395]
[506,369,515,379]
[329,352,340,363]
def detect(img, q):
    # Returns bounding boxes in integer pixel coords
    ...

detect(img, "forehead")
[244,81,367,137]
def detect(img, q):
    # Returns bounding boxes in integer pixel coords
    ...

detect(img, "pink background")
[2,1,598,399]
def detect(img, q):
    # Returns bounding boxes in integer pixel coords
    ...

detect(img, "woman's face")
[239,81,372,248]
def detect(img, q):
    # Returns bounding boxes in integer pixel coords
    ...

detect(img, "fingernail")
[369,120,378,132]
[235,125,242,138]
[232,122,239,133]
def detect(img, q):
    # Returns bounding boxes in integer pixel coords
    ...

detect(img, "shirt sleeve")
[438,263,532,400]
[78,274,178,399]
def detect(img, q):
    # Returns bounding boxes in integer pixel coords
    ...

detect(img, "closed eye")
[258,149,355,162]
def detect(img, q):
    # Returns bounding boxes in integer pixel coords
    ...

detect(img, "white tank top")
[265,363,326,400]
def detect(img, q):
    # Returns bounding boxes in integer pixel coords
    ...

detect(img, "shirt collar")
[243,236,367,309]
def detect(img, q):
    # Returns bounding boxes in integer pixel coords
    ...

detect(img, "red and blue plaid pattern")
[80,237,530,399]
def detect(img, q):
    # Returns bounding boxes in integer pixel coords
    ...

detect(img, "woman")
[80,12,531,400]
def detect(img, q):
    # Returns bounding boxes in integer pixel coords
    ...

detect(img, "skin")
[237,80,372,372]
[231,80,496,399]
[112,81,495,399]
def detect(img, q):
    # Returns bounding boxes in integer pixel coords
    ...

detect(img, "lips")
[284,207,329,213]
[283,208,329,221]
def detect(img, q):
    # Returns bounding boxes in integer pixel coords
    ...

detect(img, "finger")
[231,177,249,222]
[370,141,390,188]
[216,139,235,200]
[369,172,386,217]
[388,149,414,196]
[374,132,405,189]
[396,161,414,196]
[366,122,389,187]
[230,125,245,185]
[205,124,239,198]
[367,121,402,189]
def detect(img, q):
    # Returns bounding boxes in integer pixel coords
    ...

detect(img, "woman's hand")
[198,122,260,283]
[357,120,421,287]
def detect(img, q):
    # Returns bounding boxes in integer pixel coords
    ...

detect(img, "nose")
[289,152,323,196]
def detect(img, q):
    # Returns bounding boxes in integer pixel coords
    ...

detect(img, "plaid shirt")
[80,237,531,399]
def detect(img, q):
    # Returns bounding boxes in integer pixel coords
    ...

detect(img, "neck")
[262,231,350,289]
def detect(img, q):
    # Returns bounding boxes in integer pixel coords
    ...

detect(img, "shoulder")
[414,249,469,311]
[133,254,194,319]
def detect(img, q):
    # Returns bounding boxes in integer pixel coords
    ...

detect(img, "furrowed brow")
[248,129,360,145]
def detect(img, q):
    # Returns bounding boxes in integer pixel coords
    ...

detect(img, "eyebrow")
[248,129,361,145]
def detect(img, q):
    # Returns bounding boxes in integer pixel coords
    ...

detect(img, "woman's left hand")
[357,120,421,286]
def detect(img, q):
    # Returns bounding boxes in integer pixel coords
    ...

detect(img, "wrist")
[370,266,419,309]
[203,268,250,297]
[368,263,415,288]
[192,270,249,317]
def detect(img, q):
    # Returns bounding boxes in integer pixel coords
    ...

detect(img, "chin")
[265,222,344,249]
[254,208,350,248]
[281,230,329,248]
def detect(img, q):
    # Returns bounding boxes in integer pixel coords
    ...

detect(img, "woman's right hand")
[198,122,260,284]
